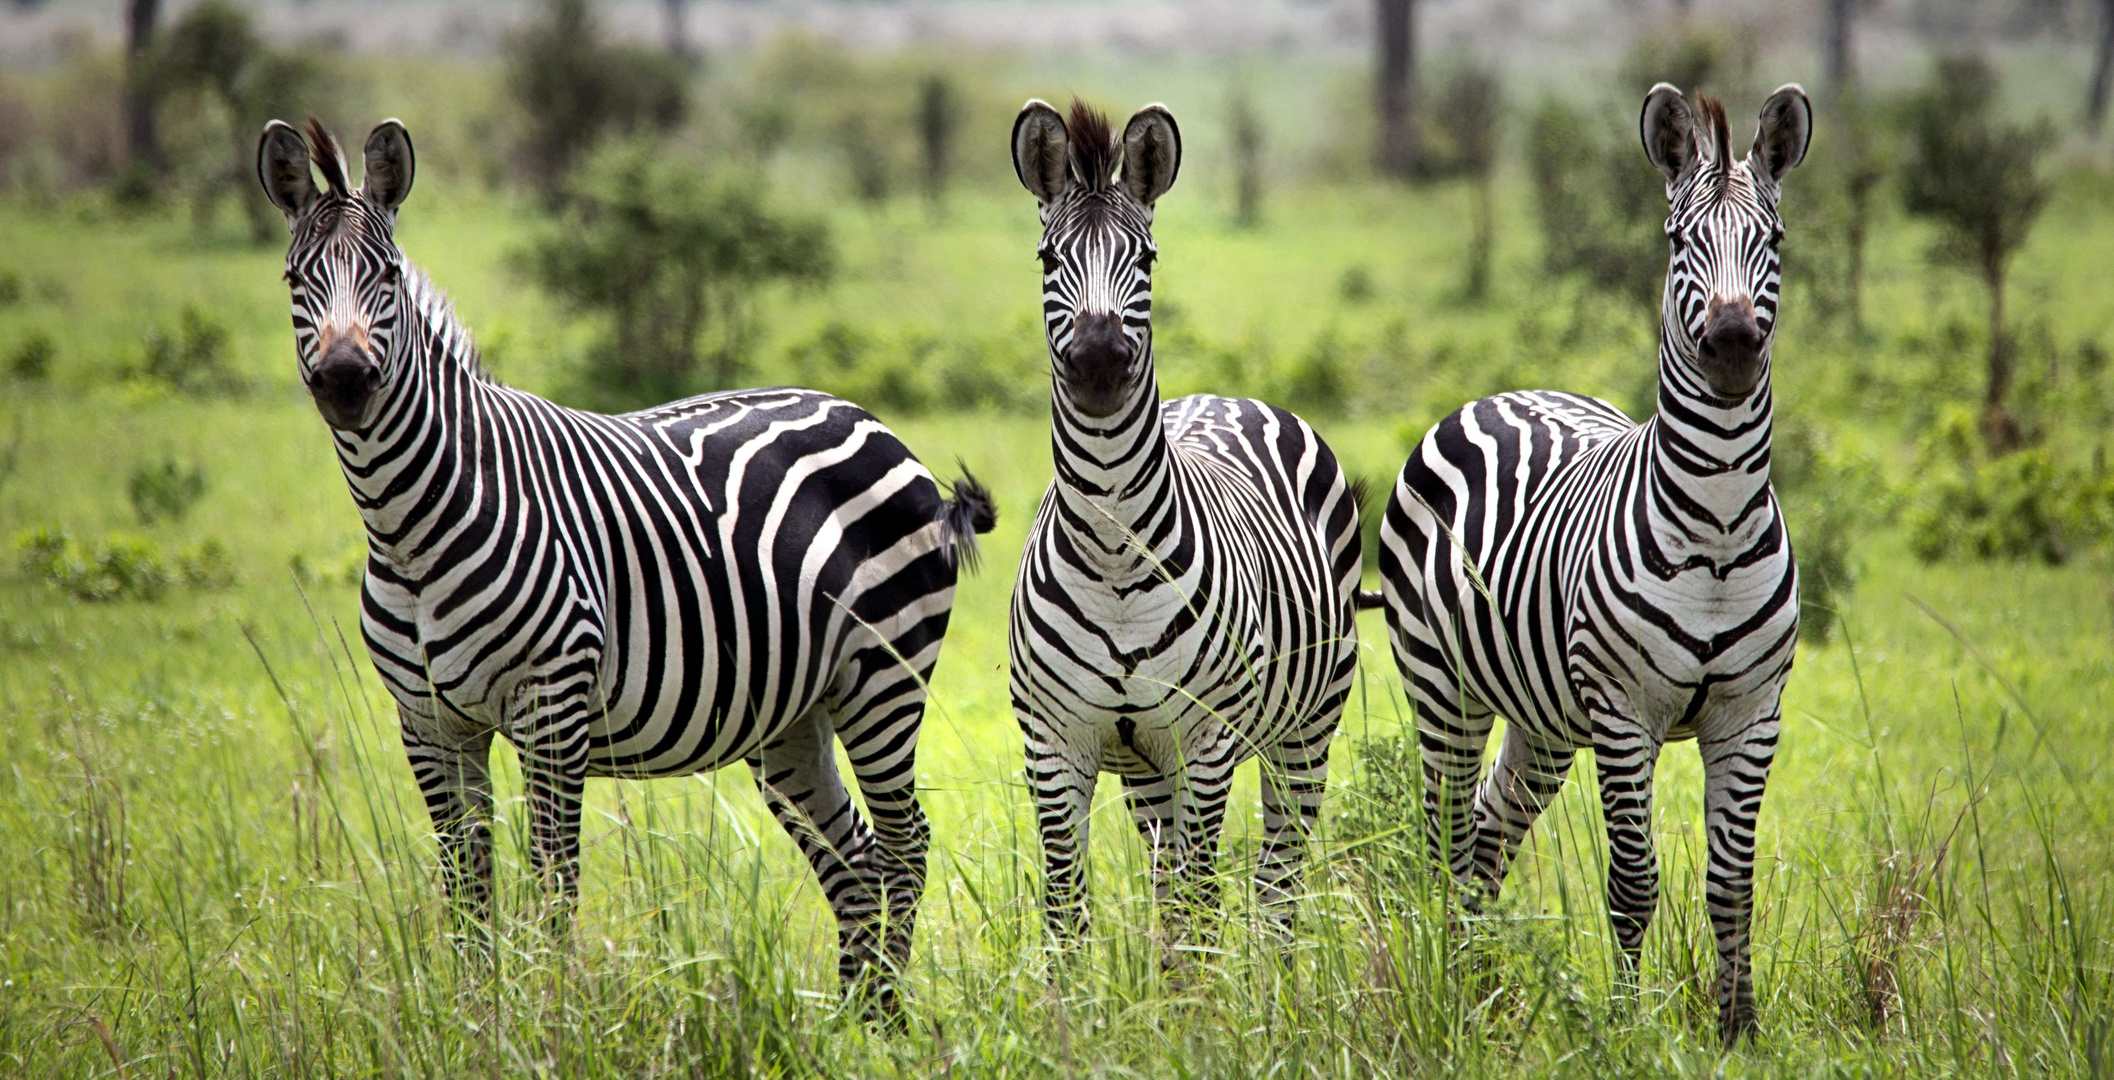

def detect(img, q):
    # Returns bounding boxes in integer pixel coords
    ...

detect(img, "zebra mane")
[1066,100,1118,192]
[1695,94,1731,191]
[303,116,352,198]
[402,262,496,384]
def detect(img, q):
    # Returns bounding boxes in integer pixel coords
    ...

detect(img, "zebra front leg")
[1255,713,1337,937]
[1162,742,1236,958]
[1593,713,1662,987]
[1466,724,1578,896]
[1699,712,1780,1045]
[517,705,593,932]
[401,714,496,942]
[1029,742,1098,945]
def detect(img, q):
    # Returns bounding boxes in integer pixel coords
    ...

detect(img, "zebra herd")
[257,80,1811,1044]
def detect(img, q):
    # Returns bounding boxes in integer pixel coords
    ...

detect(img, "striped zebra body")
[1008,101,1361,945]
[1375,86,1811,1042]
[259,118,992,1011]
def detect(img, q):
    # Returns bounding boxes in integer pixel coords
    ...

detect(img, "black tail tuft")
[938,463,998,575]
[1354,589,1386,611]
[1348,474,1374,519]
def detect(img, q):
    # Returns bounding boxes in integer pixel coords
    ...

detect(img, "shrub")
[505,0,691,203]
[1526,98,1662,307]
[141,306,243,396]
[1332,728,1425,889]
[175,539,236,591]
[9,331,53,381]
[525,140,832,409]
[0,268,20,306]
[1905,407,2110,564]
[127,458,208,525]
[1773,417,1880,644]
[18,527,171,603]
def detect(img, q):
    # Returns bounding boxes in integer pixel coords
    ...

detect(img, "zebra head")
[257,117,417,432]
[1011,99,1181,419]
[1640,84,1811,400]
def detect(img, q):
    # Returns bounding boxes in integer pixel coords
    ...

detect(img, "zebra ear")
[1639,83,1699,186]
[1013,99,1070,205]
[363,119,415,212]
[1749,84,1812,184]
[257,119,319,223]
[1120,104,1180,207]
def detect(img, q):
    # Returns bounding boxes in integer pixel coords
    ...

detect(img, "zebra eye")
[1767,227,1784,248]
[1039,251,1060,275]
[1136,250,1156,272]
[282,268,297,286]
[379,263,401,286]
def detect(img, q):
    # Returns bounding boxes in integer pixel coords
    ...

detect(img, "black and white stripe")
[258,118,994,1011]
[1006,101,1363,948]
[1374,85,1811,1042]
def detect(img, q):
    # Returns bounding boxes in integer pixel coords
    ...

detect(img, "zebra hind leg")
[1409,685,1496,897]
[400,715,497,950]
[1255,709,1338,939]
[749,705,888,1015]
[1466,723,1578,896]
[833,650,942,1021]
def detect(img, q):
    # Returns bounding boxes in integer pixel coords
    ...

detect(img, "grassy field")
[1,152,2112,1077]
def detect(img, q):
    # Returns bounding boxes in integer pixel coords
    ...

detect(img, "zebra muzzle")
[1060,312,1136,417]
[1696,297,1764,398]
[309,337,381,430]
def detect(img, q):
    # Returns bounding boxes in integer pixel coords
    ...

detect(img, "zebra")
[255,117,995,1013]
[1373,84,1810,1043]
[1006,100,1364,951]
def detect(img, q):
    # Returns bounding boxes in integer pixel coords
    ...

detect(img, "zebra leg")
[1163,741,1237,953]
[1411,689,1496,888]
[517,698,594,930]
[1593,714,1662,985]
[400,711,496,938]
[833,654,936,1014]
[748,704,885,1002]
[1466,724,1578,896]
[1699,713,1780,1044]
[1255,712,1338,935]
[1031,748,1099,944]
[1121,772,1179,906]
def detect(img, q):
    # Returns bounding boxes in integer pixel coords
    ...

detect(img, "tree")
[1374,0,1418,178]
[2091,0,2114,132]
[505,0,691,204]
[1431,65,1501,300]
[1898,55,2056,454]
[916,73,957,209]
[1228,87,1265,228]
[526,140,834,410]
[115,0,161,203]
[1527,98,1662,307]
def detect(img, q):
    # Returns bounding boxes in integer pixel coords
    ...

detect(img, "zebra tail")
[938,463,999,576]
[1348,475,1385,611]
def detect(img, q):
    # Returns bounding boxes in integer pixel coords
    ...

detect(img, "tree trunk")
[662,0,693,63]
[1466,174,1492,301]
[124,0,162,169]
[1375,0,1417,179]
[1825,0,1855,107]
[1982,263,2022,454]
[2089,0,2114,133]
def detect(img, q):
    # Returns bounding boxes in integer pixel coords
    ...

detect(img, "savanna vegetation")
[1,1,2112,1075]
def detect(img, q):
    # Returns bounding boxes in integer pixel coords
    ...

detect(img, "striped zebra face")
[258,118,417,432]
[1013,100,1181,419]
[1641,84,1811,400]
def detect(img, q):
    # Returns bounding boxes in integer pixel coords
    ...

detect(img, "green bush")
[1905,407,2111,564]
[1332,728,1426,889]
[1774,418,1882,645]
[8,331,52,381]
[175,539,236,591]
[18,528,172,603]
[141,306,243,396]
[127,458,208,525]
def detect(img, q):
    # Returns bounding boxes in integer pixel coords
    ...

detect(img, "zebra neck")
[330,284,501,562]
[1049,369,1173,573]
[1644,340,1776,552]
